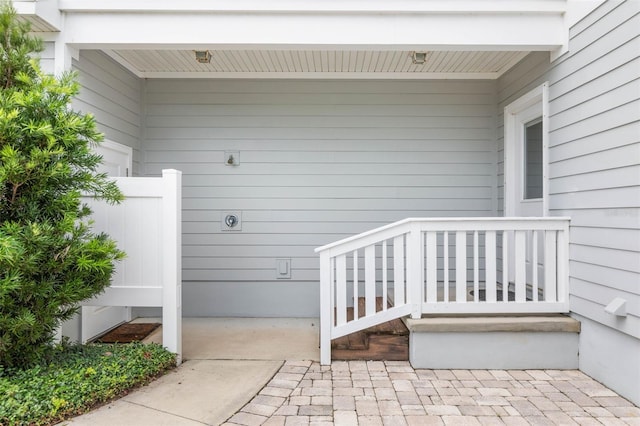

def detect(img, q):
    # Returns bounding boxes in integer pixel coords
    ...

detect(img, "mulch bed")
[96,322,161,343]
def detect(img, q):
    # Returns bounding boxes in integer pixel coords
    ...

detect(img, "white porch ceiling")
[16,0,601,78]
[105,49,530,79]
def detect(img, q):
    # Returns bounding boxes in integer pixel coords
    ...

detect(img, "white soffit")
[29,0,583,79]
[13,0,61,31]
[105,49,530,79]
[17,15,58,32]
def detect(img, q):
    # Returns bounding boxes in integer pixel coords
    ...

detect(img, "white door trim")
[98,139,133,177]
[504,82,549,217]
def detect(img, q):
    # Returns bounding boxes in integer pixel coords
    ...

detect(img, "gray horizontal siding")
[548,0,640,338]
[143,79,498,313]
[72,51,142,175]
[38,41,55,75]
[498,0,640,338]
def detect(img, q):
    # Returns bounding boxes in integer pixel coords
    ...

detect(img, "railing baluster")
[545,230,558,302]
[485,231,496,302]
[532,231,538,301]
[336,254,347,325]
[353,250,359,319]
[331,257,335,324]
[456,231,467,303]
[473,231,479,302]
[365,244,376,316]
[514,230,526,302]
[393,235,405,305]
[444,231,449,302]
[502,231,509,302]
[426,231,437,303]
[382,240,388,311]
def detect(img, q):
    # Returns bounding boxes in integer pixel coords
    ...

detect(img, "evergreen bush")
[0,3,124,368]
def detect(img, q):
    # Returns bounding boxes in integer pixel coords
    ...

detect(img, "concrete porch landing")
[64,318,639,425]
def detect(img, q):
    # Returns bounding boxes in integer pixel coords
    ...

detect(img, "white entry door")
[504,83,548,296]
[81,140,133,343]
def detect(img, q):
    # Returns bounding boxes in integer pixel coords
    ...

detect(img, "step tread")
[404,315,580,333]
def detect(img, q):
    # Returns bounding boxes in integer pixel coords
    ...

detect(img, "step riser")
[333,335,409,361]
[409,331,579,369]
[332,297,409,360]
[406,315,580,369]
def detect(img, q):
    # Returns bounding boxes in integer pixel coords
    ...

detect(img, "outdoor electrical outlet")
[276,258,291,279]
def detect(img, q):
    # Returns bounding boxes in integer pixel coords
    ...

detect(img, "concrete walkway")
[64,318,639,425]
[63,318,319,425]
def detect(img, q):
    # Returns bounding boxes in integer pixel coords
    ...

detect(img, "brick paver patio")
[224,360,639,426]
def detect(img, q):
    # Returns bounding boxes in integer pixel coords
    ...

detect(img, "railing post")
[319,251,332,365]
[557,221,570,309]
[406,222,423,319]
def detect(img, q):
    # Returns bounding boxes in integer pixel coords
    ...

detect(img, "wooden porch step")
[331,297,409,361]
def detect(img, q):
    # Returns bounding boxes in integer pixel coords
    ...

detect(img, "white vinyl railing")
[315,217,570,365]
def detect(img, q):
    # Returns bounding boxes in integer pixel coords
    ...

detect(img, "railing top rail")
[315,218,413,254]
[315,216,570,255]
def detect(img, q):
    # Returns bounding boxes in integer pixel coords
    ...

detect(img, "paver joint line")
[229,361,638,426]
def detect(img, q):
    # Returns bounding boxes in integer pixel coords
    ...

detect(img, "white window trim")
[504,82,549,217]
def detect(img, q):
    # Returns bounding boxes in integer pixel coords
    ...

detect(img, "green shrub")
[0,3,124,368]
[0,342,176,425]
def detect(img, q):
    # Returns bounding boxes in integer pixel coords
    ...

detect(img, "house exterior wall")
[71,50,143,175]
[498,0,640,404]
[38,41,55,74]
[142,79,498,317]
[55,0,637,404]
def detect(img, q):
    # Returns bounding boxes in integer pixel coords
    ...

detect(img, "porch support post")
[319,251,332,365]
[161,169,183,365]
[51,35,83,346]
[407,222,423,319]
[54,36,79,76]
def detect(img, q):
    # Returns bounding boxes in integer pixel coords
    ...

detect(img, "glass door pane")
[524,119,543,200]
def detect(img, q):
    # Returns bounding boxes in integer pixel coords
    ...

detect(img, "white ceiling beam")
[59,0,567,14]
[134,71,506,80]
[61,12,565,52]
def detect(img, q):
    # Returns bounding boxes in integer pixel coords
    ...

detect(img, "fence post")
[407,222,423,319]
[319,251,332,365]
[161,169,182,365]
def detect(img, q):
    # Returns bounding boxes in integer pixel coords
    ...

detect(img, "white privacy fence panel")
[82,169,182,364]
[91,196,162,292]
[316,217,570,365]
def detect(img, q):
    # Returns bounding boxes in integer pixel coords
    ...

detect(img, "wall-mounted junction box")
[225,151,240,166]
